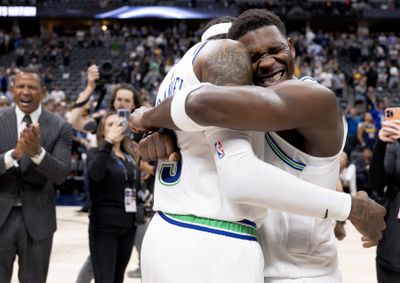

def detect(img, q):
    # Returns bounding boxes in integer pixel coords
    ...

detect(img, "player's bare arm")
[186,80,343,156]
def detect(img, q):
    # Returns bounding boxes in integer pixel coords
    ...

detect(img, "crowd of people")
[0,6,399,283]
[1,19,399,198]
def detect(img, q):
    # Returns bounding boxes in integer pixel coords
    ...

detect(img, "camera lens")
[100,61,113,76]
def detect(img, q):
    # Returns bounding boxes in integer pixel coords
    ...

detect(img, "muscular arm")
[141,63,342,156]
[135,39,385,241]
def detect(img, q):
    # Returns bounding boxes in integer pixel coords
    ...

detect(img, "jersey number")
[159,160,182,186]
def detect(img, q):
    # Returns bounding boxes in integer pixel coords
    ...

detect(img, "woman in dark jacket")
[370,120,400,283]
[88,111,141,283]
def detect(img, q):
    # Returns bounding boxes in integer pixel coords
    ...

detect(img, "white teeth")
[264,71,283,85]
[270,71,283,81]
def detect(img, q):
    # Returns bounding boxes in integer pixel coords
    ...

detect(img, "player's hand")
[87,64,100,90]
[129,106,155,133]
[379,120,400,142]
[349,191,386,243]
[138,131,180,161]
[334,221,346,241]
[361,235,379,248]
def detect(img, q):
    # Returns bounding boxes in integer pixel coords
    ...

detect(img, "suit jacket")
[0,106,72,240]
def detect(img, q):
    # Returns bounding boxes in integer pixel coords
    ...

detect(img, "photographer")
[370,119,400,282]
[68,64,100,132]
[69,64,146,136]
[88,112,142,283]
[71,65,155,283]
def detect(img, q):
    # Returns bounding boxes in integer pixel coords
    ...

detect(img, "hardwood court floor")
[12,206,377,283]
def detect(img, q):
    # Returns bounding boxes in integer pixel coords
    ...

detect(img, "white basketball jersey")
[153,41,266,224]
[259,124,347,278]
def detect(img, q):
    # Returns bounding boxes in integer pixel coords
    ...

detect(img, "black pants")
[376,262,400,283]
[89,222,136,283]
[0,207,53,283]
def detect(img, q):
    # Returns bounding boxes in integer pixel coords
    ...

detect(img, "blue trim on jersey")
[159,212,258,241]
[192,41,209,65]
[299,76,317,82]
[239,219,256,228]
[265,133,306,171]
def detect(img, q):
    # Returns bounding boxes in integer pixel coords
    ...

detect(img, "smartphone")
[117,109,131,136]
[384,107,400,121]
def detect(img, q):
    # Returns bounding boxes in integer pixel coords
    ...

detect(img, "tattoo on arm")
[202,41,253,86]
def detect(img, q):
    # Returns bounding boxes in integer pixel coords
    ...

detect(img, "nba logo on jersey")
[215,141,225,159]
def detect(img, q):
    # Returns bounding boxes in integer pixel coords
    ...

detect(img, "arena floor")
[12,206,377,283]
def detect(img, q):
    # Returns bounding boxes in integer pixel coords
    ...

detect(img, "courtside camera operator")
[68,63,155,208]
[70,64,156,283]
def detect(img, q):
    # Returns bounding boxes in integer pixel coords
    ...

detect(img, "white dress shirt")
[4,105,46,169]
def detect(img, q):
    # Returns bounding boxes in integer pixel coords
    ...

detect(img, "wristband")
[170,83,211,132]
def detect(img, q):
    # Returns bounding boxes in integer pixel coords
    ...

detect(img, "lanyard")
[114,153,135,188]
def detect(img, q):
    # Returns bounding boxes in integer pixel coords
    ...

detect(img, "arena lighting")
[0,6,36,17]
[95,6,226,19]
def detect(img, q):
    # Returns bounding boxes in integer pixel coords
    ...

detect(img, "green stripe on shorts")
[164,213,257,237]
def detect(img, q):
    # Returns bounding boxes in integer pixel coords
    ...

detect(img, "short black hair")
[202,16,236,40]
[16,68,46,89]
[228,9,286,40]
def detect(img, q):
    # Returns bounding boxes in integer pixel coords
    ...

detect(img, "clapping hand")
[13,123,42,159]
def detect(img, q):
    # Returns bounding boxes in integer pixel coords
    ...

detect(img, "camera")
[97,61,113,85]
[117,109,131,136]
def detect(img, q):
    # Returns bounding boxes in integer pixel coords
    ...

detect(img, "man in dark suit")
[0,69,72,283]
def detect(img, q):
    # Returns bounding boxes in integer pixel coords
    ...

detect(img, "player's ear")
[288,38,295,58]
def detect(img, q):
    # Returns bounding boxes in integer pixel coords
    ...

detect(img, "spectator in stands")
[366,61,378,88]
[355,146,373,193]
[345,106,362,154]
[68,65,142,134]
[142,62,161,91]
[388,64,399,91]
[49,85,66,103]
[0,95,10,109]
[339,151,357,196]
[358,112,378,150]
[332,67,345,98]
[370,120,400,283]
[371,99,386,130]
[0,69,72,283]
[87,111,141,283]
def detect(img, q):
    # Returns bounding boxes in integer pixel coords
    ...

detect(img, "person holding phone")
[87,111,141,283]
[370,114,400,283]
